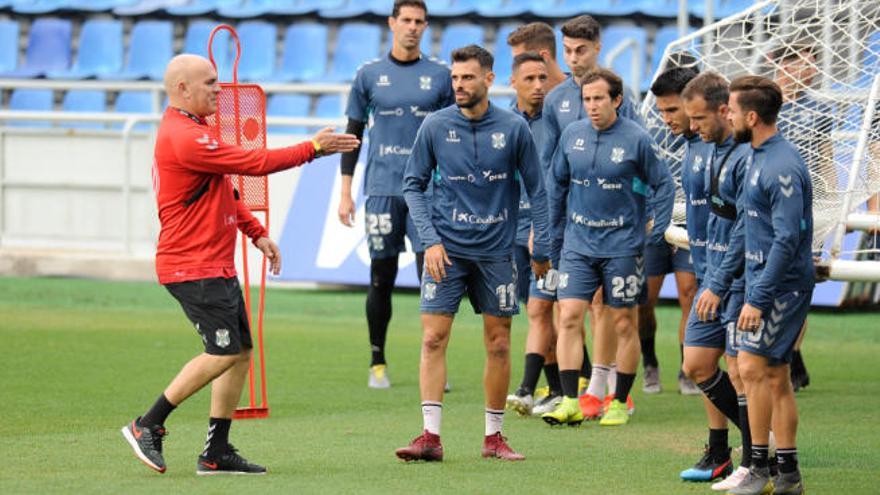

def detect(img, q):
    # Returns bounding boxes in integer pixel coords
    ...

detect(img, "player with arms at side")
[727,75,814,495]
[543,69,674,427]
[396,45,552,462]
[337,0,454,389]
[121,54,358,475]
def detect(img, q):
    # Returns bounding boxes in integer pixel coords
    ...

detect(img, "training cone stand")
[207,24,270,419]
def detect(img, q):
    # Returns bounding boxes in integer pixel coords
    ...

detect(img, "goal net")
[642,0,880,269]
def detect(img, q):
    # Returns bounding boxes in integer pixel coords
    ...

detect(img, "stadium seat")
[7,89,54,128]
[267,93,310,135]
[313,93,344,132]
[439,24,484,64]
[600,25,648,91]
[234,21,277,82]
[531,0,625,17]
[49,19,123,79]
[319,0,387,18]
[61,90,106,129]
[421,25,434,57]
[1,18,71,78]
[114,91,158,130]
[65,0,140,12]
[183,20,233,82]
[490,95,512,109]
[492,24,518,84]
[430,0,493,17]
[112,20,173,80]
[114,0,189,16]
[643,25,696,91]
[477,0,531,18]
[270,0,339,15]
[638,0,698,19]
[327,23,381,82]
[167,0,240,16]
[276,23,327,82]
[11,0,68,14]
[689,0,754,19]
[0,19,19,74]
[217,0,295,17]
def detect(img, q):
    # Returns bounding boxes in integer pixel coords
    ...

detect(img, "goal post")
[645,0,880,282]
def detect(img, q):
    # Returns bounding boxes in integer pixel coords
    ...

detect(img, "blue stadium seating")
[114,0,187,16]
[267,93,310,134]
[490,95,512,109]
[421,25,434,57]
[167,0,240,16]
[235,21,277,82]
[856,30,880,87]
[8,89,53,128]
[313,93,343,132]
[689,0,754,19]
[431,0,497,17]
[637,0,695,19]
[492,24,517,84]
[270,0,339,15]
[276,23,327,82]
[2,18,71,78]
[532,0,624,17]
[112,20,173,80]
[114,91,157,130]
[183,20,233,82]
[0,19,19,74]
[61,89,106,129]
[327,23,381,81]
[11,0,68,14]
[50,19,123,79]
[319,0,387,19]
[600,25,647,91]
[644,25,695,91]
[478,0,531,18]
[64,0,139,12]
[439,24,484,64]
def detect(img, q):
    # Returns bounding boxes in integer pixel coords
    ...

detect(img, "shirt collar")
[172,107,206,125]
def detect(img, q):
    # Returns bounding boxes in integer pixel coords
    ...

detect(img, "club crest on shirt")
[419,76,432,90]
[560,100,571,113]
[610,147,625,163]
[215,329,230,348]
[693,154,703,172]
[491,132,506,149]
[751,168,761,186]
[377,74,391,86]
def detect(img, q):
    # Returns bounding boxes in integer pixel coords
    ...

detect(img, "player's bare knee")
[421,331,448,354]
[486,335,511,359]
[612,310,635,336]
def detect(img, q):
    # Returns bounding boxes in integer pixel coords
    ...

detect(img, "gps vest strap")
[710,145,737,221]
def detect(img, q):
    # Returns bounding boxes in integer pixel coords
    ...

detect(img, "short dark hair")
[650,67,699,97]
[391,0,427,18]
[507,22,557,56]
[561,15,601,42]
[770,43,815,63]
[681,71,730,110]
[581,68,623,101]
[729,75,783,124]
[512,51,545,73]
[451,44,494,70]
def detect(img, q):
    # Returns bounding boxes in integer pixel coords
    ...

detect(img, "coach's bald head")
[164,54,220,116]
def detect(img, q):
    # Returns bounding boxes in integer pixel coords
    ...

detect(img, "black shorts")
[165,277,252,355]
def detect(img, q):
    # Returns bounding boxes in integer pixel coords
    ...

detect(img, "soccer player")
[504,24,569,417]
[503,51,558,416]
[727,75,814,495]
[642,69,702,395]
[771,44,833,392]
[121,54,358,475]
[679,71,755,488]
[336,0,455,389]
[543,68,674,427]
[395,45,552,461]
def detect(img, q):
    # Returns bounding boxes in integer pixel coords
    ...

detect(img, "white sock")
[607,363,618,396]
[422,401,442,435]
[587,365,609,400]
[485,408,504,436]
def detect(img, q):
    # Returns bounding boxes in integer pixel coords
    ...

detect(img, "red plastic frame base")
[233,407,269,419]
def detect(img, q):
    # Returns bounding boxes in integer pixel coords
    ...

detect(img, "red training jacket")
[152,107,316,284]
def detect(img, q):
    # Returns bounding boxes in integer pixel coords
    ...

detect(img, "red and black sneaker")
[395,430,443,462]
[481,432,525,461]
[196,444,267,475]
[121,417,167,473]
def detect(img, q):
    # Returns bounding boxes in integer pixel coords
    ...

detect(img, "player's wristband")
[312,139,324,157]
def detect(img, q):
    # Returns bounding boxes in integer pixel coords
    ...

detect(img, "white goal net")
[642,0,880,267]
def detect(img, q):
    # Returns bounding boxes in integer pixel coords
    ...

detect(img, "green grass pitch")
[1,276,878,494]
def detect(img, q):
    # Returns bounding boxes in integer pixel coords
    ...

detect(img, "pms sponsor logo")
[610,147,625,163]
[596,178,622,190]
[745,250,765,263]
[448,174,476,182]
[570,213,625,228]
[560,100,571,113]
[379,144,412,157]
[482,170,508,182]
[571,178,590,187]
[410,105,430,117]
[378,107,405,117]
[419,75,432,90]
[377,74,391,86]
[452,208,509,225]
[573,138,585,151]
[491,132,506,149]
[446,129,460,143]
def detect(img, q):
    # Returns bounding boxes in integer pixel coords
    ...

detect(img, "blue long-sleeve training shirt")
[680,133,713,281]
[346,53,455,197]
[743,133,815,312]
[549,116,675,258]
[704,135,750,297]
[512,104,546,247]
[403,103,552,261]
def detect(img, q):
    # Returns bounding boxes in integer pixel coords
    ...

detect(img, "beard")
[456,91,483,109]
[733,125,752,144]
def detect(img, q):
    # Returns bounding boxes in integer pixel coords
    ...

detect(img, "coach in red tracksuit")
[121,54,359,476]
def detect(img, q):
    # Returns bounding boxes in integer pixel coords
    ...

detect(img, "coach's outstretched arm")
[641,134,675,245]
